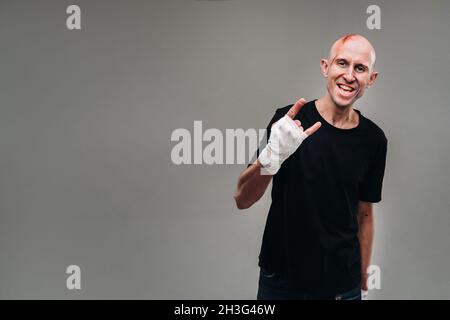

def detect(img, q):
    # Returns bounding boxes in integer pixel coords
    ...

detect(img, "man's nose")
[343,68,356,83]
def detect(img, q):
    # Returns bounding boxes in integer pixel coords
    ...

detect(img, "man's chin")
[332,96,356,109]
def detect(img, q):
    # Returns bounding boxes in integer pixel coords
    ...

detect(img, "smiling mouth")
[336,83,356,93]
[336,83,356,98]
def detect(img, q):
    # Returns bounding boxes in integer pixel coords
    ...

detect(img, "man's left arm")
[357,200,374,291]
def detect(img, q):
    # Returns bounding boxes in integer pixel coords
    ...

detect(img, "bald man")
[234,34,388,300]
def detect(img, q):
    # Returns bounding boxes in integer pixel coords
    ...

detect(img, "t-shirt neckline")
[312,99,363,133]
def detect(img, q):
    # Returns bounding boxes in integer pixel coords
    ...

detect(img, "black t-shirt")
[254,99,388,295]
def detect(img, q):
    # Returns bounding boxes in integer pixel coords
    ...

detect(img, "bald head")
[328,34,376,71]
[319,34,379,108]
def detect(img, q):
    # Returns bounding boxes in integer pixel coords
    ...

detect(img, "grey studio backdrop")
[0,0,449,299]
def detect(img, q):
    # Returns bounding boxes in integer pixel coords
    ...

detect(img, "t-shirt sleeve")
[247,107,286,168]
[358,136,388,203]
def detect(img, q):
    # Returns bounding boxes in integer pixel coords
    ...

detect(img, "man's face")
[320,39,378,108]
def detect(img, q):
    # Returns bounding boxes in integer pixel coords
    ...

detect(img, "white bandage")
[258,114,308,175]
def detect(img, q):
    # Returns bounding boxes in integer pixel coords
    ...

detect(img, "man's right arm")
[233,159,273,210]
[233,98,321,210]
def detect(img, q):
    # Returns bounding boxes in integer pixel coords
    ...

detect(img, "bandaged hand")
[258,98,322,175]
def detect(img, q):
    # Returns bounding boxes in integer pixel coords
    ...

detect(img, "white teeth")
[338,84,354,92]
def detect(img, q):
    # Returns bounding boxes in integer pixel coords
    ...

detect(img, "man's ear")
[368,71,379,87]
[320,58,329,77]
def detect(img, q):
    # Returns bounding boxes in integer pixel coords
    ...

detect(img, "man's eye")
[356,66,366,72]
[338,61,346,66]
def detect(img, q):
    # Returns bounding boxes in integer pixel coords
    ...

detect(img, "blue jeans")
[257,267,362,300]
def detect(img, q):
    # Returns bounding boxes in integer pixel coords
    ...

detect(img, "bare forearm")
[234,160,273,209]
[358,211,374,287]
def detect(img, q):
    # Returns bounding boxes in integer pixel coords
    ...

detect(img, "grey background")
[0,0,449,299]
